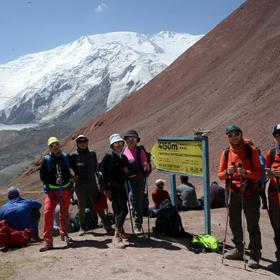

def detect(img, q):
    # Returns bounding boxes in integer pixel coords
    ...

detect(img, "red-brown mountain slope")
[9,0,280,192]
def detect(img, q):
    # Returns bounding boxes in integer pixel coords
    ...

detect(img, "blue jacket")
[0,197,42,236]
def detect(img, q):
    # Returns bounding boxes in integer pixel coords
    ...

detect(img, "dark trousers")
[75,180,102,230]
[111,187,128,232]
[229,191,262,258]
[268,196,280,260]
[128,174,145,226]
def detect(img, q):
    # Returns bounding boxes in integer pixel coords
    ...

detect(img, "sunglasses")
[49,142,60,148]
[227,132,241,138]
[126,136,137,141]
[77,139,88,144]
[273,133,280,137]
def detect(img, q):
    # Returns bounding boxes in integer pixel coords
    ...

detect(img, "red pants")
[43,189,71,245]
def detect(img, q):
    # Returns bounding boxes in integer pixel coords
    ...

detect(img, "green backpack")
[189,234,219,253]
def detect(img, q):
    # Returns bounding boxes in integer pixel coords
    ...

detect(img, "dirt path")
[1,209,279,280]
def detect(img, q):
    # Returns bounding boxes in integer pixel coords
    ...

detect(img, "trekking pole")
[221,161,234,264]
[145,178,151,239]
[56,164,70,246]
[125,181,135,235]
[238,163,247,270]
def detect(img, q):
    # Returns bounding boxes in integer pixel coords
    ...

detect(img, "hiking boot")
[78,228,86,236]
[120,228,129,240]
[120,228,129,245]
[113,232,125,249]
[61,234,72,245]
[248,257,260,269]
[133,225,142,234]
[39,243,53,252]
[104,224,115,236]
[224,248,243,260]
[261,203,268,209]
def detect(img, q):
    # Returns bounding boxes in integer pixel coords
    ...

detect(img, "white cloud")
[95,3,108,12]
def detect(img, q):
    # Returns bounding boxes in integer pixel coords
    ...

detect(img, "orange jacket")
[218,144,262,194]
[265,149,280,203]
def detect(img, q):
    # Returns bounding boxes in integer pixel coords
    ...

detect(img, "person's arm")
[39,157,48,183]
[217,150,228,180]
[28,199,42,209]
[244,148,262,180]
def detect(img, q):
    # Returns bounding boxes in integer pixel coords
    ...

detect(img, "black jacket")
[100,152,129,191]
[70,148,99,181]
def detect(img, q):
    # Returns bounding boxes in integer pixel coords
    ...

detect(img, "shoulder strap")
[224,147,230,169]
[270,148,276,166]
[244,143,253,166]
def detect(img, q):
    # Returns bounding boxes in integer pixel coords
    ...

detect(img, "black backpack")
[154,199,187,237]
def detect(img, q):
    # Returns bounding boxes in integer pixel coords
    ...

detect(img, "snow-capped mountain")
[0,31,203,125]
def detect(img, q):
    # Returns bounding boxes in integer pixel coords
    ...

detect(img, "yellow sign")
[151,140,203,176]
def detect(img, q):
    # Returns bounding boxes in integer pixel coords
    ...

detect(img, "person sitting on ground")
[152,179,171,209]
[208,181,226,209]
[176,176,202,210]
[0,186,42,239]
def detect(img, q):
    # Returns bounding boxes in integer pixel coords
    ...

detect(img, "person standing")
[0,186,41,239]
[123,130,149,233]
[100,133,130,248]
[265,123,280,268]
[218,124,262,268]
[70,135,113,236]
[39,137,73,252]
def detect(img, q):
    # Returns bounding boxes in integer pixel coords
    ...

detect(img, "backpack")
[154,199,186,237]
[136,145,152,177]
[188,234,219,254]
[0,220,36,249]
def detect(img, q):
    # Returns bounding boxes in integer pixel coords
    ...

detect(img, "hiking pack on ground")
[187,234,219,254]
[154,199,188,237]
[0,220,38,249]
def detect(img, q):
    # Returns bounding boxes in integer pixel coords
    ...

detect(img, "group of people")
[38,129,150,251]
[0,123,280,271]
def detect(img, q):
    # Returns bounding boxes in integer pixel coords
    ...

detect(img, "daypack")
[188,234,219,254]
[136,145,152,177]
[0,220,36,249]
[269,147,280,166]
[154,199,186,237]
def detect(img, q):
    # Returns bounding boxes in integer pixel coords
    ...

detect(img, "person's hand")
[237,167,247,177]
[56,177,62,185]
[72,175,79,182]
[227,165,235,175]
[265,168,273,178]
[122,167,129,174]
[271,168,280,178]
[143,162,150,172]
[105,190,112,200]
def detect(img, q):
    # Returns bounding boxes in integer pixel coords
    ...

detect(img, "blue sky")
[0,0,245,64]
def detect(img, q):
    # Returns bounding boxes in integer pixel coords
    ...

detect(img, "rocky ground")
[1,206,279,280]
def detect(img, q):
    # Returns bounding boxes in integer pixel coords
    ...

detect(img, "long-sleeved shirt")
[0,197,42,236]
[152,188,170,209]
[218,144,262,195]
